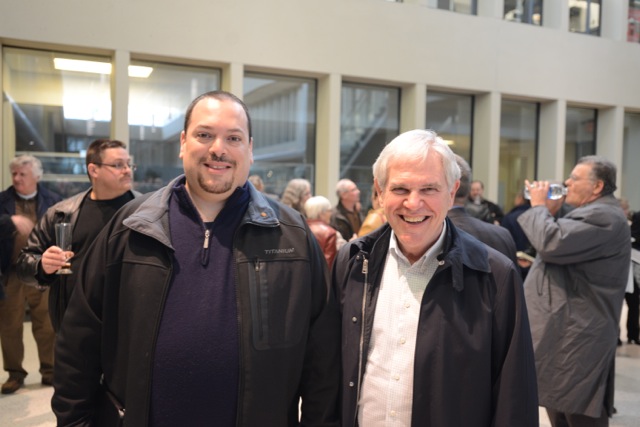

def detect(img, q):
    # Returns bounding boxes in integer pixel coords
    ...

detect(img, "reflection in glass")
[341,82,399,208]
[564,107,596,178]
[128,61,220,194]
[629,1,640,43]
[427,0,477,14]
[499,100,538,212]
[569,0,601,36]
[244,73,317,198]
[504,0,543,25]
[622,112,640,209]
[426,91,473,162]
[3,47,113,198]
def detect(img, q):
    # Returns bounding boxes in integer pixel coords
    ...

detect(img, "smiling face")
[180,97,253,205]
[376,150,458,264]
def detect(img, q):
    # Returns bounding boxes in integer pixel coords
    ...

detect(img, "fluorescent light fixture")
[53,58,153,78]
[128,65,153,78]
[442,139,455,146]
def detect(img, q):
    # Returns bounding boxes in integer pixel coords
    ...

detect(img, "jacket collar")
[356,217,491,292]
[123,175,280,248]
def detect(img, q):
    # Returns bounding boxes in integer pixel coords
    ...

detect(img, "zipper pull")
[203,229,210,249]
[362,258,368,275]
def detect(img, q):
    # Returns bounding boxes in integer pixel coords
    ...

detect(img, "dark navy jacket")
[332,219,538,427]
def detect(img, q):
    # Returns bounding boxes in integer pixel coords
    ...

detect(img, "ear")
[374,178,383,207]
[87,163,99,180]
[249,137,254,165]
[179,130,186,159]
[450,180,461,204]
[593,179,604,195]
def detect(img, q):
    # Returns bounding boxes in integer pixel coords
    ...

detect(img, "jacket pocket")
[94,379,125,427]
[247,259,311,350]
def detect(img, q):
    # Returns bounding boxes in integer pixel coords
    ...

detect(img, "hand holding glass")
[55,223,73,275]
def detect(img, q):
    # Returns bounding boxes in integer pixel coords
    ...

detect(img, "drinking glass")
[55,223,73,275]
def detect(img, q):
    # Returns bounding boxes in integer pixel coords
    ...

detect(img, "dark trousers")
[625,280,639,341]
[546,408,609,427]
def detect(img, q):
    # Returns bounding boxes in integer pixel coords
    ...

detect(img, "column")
[538,99,566,181]
[472,91,501,202]
[316,73,342,205]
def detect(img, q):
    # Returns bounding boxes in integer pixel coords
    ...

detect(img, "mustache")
[201,153,235,165]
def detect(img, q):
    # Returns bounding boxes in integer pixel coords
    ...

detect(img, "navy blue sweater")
[150,180,249,426]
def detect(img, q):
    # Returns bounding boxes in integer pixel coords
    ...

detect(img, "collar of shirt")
[16,190,37,200]
[388,220,447,270]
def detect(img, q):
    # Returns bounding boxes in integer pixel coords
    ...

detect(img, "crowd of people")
[0,89,637,427]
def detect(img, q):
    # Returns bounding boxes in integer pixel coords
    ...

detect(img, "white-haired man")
[0,155,61,393]
[333,129,538,426]
[330,178,363,241]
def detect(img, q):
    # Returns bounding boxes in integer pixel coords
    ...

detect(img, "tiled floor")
[1,306,639,426]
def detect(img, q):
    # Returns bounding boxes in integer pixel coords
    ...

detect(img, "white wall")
[1,0,639,200]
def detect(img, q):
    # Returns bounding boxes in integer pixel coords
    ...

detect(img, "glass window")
[622,112,640,210]
[243,72,317,198]
[426,91,473,162]
[629,1,640,43]
[569,0,601,35]
[3,47,112,198]
[341,82,399,208]
[128,61,220,194]
[427,0,477,15]
[564,107,596,177]
[499,100,539,213]
[504,0,543,25]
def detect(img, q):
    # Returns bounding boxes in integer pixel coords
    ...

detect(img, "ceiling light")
[53,58,153,78]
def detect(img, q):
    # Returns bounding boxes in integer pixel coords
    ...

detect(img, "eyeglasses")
[93,162,137,172]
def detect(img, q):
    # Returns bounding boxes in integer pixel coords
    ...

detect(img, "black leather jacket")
[51,176,340,426]
[16,188,140,331]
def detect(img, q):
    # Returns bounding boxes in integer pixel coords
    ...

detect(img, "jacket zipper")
[354,257,369,424]
[201,228,210,265]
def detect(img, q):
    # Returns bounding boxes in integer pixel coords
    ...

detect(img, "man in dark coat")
[0,155,61,394]
[333,129,538,427]
[447,155,518,266]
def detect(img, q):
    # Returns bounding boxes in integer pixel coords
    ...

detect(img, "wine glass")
[55,223,73,275]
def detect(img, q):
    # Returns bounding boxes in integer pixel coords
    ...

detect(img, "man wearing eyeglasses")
[519,156,630,427]
[17,139,140,332]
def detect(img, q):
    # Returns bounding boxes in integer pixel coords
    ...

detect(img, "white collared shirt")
[358,223,447,426]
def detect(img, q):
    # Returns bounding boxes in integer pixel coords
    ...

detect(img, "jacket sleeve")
[490,256,539,427]
[298,224,341,427]
[16,206,59,286]
[517,203,626,265]
[51,224,109,426]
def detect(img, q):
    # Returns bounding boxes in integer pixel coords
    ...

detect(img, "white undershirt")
[358,223,446,426]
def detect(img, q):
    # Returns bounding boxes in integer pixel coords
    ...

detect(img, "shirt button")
[404,302,410,308]
[351,316,357,323]
[438,260,445,266]
[260,212,267,217]
[393,374,400,381]
[390,410,397,417]
[349,381,355,387]
[399,337,406,344]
